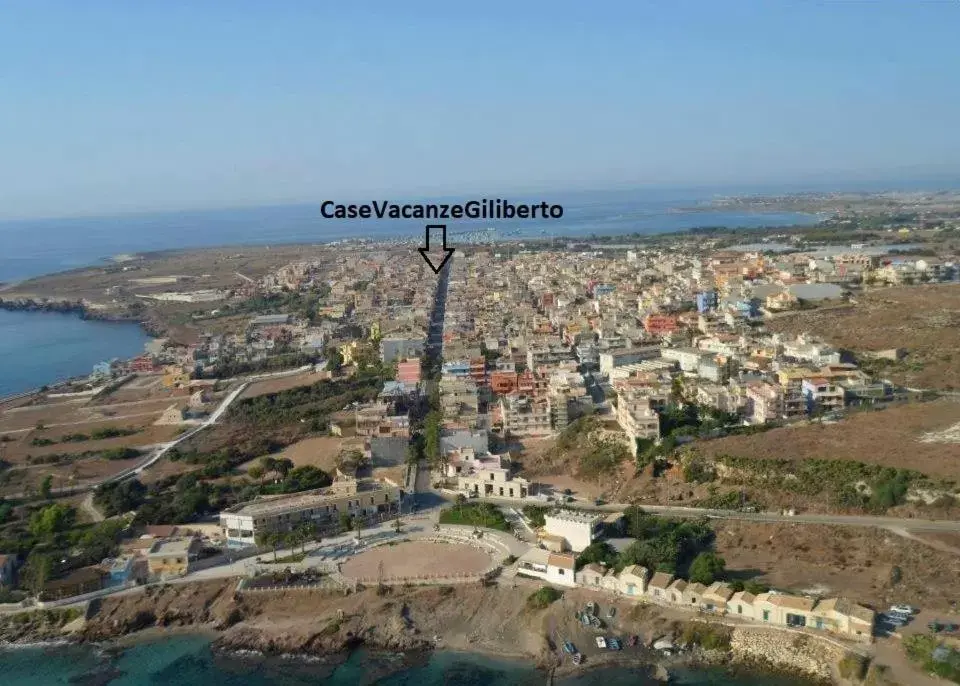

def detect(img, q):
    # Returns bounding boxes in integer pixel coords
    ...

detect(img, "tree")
[689,552,726,585]
[394,516,402,534]
[576,541,618,570]
[40,475,53,500]
[338,511,352,534]
[248,465,265,487]
[296,523,314,554]
[274,457,294,479]
[29,503,75,539]
[22,552,53,596]
[259,456,278,481]
[423,410,441,463]
[94,479,147,516]
[326,348,343,373]
[255,530,282,562]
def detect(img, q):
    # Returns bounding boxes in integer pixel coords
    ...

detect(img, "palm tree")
[296,523,314,554]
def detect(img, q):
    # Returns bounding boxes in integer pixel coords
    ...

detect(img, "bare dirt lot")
[696,399,960,480]
[239,372,327,400]
[340,541,494,582]
[713,520,960,612]
[767,284,960,390]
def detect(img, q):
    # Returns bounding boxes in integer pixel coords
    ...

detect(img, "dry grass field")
[239,371,328,400]
[696,399,960,480]
[767,284,960,390]
[713,520,960,611]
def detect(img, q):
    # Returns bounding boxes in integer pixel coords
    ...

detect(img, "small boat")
[628,635,638,647]
[595,637,607,649]
[562,641,575,654]
[586,601,597,615]
[607,638,622,651]
[572,653,583,666]
[607,607,616,618]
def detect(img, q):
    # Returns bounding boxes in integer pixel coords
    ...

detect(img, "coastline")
[0,580,836,685]
[0,297,158,399]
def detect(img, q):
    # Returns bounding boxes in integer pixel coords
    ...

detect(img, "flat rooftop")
[545,509,604,525]
[224,479,397,518]
[148,538,196,557]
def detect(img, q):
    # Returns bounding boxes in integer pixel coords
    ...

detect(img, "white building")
[515,548,577,587]
[542,510,605,552]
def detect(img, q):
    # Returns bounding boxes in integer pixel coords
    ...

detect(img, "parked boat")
[572,653,583,666]
[595,636,607,649]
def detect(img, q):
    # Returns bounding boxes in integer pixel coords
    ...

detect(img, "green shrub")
[680,622,731,650]
[526,586,562,610]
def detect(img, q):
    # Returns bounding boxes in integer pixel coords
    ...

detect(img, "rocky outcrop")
[0,607,84,644]
[730,626,844,682]
[81,580,239,642]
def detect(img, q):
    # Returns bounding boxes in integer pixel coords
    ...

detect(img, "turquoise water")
[0,309,152,397]
[0,635,817,685]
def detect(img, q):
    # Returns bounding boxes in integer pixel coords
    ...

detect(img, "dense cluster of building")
[513,545,875,643]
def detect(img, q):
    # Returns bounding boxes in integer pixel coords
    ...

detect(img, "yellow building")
[146,537,199,578]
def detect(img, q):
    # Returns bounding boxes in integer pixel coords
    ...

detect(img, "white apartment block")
[219,476,401,548]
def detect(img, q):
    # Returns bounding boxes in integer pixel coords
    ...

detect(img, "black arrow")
[418,224,455,274]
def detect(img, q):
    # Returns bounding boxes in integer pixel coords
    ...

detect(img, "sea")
[0,189,823,397]
[0,634,818,685]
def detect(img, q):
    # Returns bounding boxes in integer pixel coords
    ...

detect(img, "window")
[762,610,770,621]
[737,605,742,614]
[558,569,565,575]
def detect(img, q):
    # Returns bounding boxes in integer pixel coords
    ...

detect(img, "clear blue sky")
[2,1,960,219]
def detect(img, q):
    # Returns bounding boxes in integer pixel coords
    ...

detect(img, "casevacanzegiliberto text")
[320,198,563,220]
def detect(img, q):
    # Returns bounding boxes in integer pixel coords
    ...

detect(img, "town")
[1,213,959,684]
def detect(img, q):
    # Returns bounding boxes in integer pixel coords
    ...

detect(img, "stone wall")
[730,626,846,681]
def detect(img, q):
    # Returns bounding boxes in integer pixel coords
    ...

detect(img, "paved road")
[465,494,960,533]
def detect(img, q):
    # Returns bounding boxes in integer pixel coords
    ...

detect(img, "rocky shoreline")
[0,580,840,684]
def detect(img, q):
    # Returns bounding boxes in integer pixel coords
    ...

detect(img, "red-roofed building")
[396,358,422,384]
[643,314,680,336]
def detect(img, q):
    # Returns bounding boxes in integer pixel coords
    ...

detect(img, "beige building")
[457,462,532,500]
[146,537,200,578]
[615,389,661,455]
[219,476,401,547]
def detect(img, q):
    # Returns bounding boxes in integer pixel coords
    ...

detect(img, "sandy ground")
[712,520,960,612]
[340,541,494,581]
[239,372,327,399]
[269,436,344,470]
[696,399,960,480]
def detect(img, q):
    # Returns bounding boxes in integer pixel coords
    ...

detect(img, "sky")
[2,1,960,220]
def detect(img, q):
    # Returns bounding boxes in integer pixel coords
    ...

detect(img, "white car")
[890,605,917,615]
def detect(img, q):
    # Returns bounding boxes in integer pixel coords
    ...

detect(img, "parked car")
[890,604,917,615]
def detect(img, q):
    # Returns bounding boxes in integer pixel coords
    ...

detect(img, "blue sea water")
[0,635,817,685]
[0,310,152,397]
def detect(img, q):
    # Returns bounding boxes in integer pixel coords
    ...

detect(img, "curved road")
[11,383,248,499]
